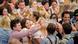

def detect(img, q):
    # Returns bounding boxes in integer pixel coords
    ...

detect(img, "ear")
[13,27,16,30]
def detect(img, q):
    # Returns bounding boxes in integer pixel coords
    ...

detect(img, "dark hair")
[21,18,27,29]
[50,13,56,19]
[18,0,25,5]
[49,0,57,6]
[10,18,21,30]
[0,0,3,4]
[62,23,72,34]
[24,0,29,6]
[33,11,40,21]
[62,11,70,17]
[74,9,78,16]
[42,1,48,5]
[73,33,78,44]
[47,23,56,34]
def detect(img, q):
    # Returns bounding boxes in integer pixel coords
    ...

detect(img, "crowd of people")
[0,0,78,44]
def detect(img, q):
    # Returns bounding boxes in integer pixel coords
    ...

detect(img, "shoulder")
[33,31,42,38]
[60,35,72,44]
[59,39,67,44]
[43,37,49,41]
[9,31,17,36]
[41,37,50,44]
[0,28,4,32]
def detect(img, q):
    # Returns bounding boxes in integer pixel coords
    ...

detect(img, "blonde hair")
[37,17,46,24]
[38,17,48,37]
[0,16,10,30]
[31,1,37,7]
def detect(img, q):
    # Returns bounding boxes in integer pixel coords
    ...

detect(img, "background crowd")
[0,0,78,44]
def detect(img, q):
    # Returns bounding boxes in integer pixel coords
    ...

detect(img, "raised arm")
[11,24,41,39]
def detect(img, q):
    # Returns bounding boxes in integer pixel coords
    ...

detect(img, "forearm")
[29,24,40,35]
[12,31,29,39]
[0,0,6,7]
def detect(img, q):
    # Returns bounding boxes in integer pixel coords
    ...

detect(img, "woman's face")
[44,3,49,10]
[25,20,34,29]
[63,14,70,23]
[51,2,57,8]
[38,18,45,27]
[3,9,8,16]
[32,1,37,8]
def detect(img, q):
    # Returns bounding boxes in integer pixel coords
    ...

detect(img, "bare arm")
[11,24,41,39]
[0,0,6,7]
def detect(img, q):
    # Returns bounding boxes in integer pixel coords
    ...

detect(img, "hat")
[75,13,78,16]
[74,9,78,16]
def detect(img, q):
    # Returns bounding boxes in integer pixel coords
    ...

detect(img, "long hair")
[0,16,10,30]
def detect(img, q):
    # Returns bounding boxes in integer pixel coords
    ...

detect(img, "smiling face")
[14,23,22,31]
[18,2,25,9]
[51,1,57,8]
[44,2,49,10]
[31,1,37,8]
[25,20,34,29]
[63,13,70,23]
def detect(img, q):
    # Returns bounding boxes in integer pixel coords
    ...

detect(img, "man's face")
[14,23,22,31]
[63,14,70,23]
[18,2,25,9]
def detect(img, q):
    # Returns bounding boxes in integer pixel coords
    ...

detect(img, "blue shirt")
[0,28,10,44]
[40,34,59,44]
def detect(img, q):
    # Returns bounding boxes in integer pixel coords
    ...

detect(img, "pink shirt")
[9,24,40,39]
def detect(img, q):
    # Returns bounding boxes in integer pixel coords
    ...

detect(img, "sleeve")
[33,31,42,38]
[40,38,50,44]
[29,24,41,35]
[11,24,40,39]
[59,39,67,44]
[12,30,29,39]
[56,36,60,44]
